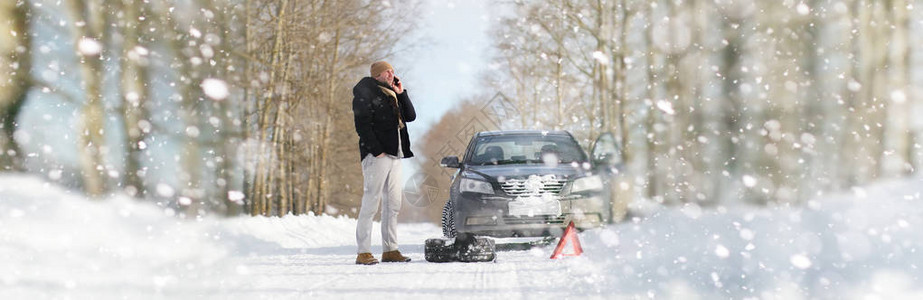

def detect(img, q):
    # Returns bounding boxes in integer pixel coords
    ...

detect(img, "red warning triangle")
[550,221,583,259]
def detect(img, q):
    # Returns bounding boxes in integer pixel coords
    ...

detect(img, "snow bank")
[0,175,230,298]
[0,174,438,298]
[3,173,922,298]
[222,213,360,250]
[567,177,923,298]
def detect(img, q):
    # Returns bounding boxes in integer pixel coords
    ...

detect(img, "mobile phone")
[393,77,400,85]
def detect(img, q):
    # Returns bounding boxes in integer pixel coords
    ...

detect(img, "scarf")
[378,84,405,130]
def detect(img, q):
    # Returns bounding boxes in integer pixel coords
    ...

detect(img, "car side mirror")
[591,132,622,167]
[440,156,460,168]
[594,153,617,166]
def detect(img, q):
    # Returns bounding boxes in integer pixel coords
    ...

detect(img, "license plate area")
[508,196,562,217]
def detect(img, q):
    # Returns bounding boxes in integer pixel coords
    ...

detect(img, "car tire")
[424,237,457,263]
[442,201,457,238]
[457,236,496,262]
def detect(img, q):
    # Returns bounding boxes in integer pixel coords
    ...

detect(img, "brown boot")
[356,253,379,265]
[381,250,411,262]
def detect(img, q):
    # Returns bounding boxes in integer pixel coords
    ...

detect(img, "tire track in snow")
[230,222,574,298]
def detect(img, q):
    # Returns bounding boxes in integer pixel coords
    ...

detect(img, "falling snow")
[77,37,102,56]
[3,0,923,298]
[201,78,229,100]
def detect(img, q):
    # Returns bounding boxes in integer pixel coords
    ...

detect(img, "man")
[351,61,416,265]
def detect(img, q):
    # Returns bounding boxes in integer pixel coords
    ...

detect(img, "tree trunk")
[719,14,744,204]
[314,118,331,216]
[118,0,150,197]
[275,118,288,216]
[644,1,664,202]
[243,0,255,215]
[67,0,109,198]
[0,0,30,172]
[250,0,290,216]
[911,0,923,172]
[313,24,344,216]
[276,40,296,217]
[615,0,630,159]
[881,0,911,177]
[217,5,243,216]
[863,1,889,182]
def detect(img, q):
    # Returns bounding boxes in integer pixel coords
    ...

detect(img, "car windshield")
[466,134,588,165]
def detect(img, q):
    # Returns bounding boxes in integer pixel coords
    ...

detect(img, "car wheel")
[441,201,457,238]
[424,237,457,263]
[457,236,496,262]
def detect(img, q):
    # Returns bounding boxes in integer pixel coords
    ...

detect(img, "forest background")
[1,0,921,224]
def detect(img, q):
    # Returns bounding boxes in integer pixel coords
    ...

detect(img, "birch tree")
[0,0,30,172]
[116,0,151,197]
[474,0,922,207]
[881,0,912,178]
[66,0,111,197]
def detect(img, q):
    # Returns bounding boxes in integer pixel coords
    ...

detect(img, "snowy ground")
[2,174,922,299]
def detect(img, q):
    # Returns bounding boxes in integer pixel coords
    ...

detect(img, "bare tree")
[244,0,422,216]
[472,0,923,208]
[881,0,912,177]
[115,0,151,197]
[0,0,30,172]
[65,0,111,197]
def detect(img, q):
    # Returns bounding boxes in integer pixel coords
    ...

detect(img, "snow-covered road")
[236,243,544,298]
[227,224,582,299]
[4,175,923,299]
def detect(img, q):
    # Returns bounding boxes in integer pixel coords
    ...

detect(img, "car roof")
[475,130,573,137]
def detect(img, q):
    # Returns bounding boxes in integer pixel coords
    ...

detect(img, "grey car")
[439,130,631,240]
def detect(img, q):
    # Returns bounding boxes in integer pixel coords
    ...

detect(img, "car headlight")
[460,178,494,194]
[571,175,603,193]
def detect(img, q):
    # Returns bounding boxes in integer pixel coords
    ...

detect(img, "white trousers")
[356,154,403,254]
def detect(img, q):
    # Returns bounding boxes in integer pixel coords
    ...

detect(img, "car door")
[590,132,632,223]
[590,132,622,167]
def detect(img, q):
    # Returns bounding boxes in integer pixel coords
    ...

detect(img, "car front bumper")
[454,192,609,238]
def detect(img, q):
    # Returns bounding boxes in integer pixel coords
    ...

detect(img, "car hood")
[463,164,589,182]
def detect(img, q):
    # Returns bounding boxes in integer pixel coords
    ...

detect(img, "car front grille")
[503,215,566,225]
[499,176,567,196]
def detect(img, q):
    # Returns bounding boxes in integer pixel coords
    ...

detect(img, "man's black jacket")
[352,77,416,161]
